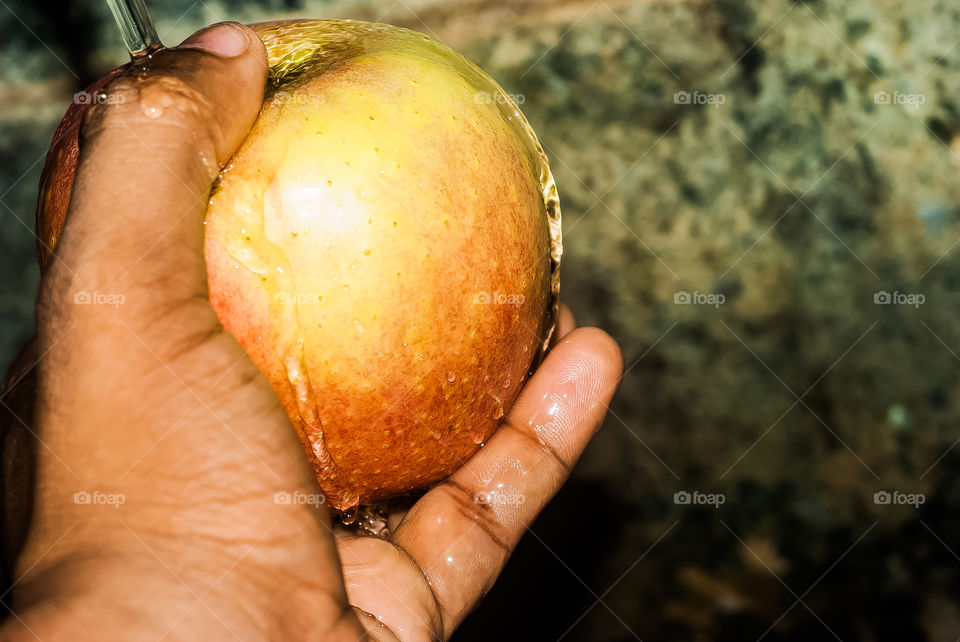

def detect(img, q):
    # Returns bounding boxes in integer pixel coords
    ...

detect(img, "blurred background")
[4,0,960,639]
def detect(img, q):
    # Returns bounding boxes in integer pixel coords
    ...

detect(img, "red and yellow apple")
[36,20,561,511]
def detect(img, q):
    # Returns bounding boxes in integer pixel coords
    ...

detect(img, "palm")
[337,530,444,638]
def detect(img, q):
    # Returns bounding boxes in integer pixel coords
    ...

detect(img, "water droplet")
[503,378,511,389]
[471,431,485,445]
[340,507,358,525]
[447,371,456,382]
[491,405,504,420]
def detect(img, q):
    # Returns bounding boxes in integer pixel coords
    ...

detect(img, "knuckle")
[80,70,217,154]
[438,482,510,552]
[503,418,571,473]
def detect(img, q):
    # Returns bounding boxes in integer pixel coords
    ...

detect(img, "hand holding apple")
[40,19,564,511]
[3,21,622,640]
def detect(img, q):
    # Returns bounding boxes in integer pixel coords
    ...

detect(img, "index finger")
[391,326,623,637]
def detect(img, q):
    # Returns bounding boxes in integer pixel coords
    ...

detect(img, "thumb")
[51,22,267,308]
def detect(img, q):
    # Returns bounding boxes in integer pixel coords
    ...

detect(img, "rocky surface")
[3,0,960,639]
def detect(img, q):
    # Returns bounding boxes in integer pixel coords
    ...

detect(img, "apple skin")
[36,66,128,270]
[36,20,561,511]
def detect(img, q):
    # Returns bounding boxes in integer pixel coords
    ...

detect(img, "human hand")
[1,22,622,641]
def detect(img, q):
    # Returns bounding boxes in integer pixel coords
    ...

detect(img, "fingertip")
[557,302,576,338]
[505,326,622,457]
[179,22,256,58]
[559,326,624,388]
[171,22,268,162]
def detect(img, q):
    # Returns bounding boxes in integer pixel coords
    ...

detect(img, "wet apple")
[37,20,561,511]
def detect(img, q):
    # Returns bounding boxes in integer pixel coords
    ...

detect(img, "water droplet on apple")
[446,371,456,382]
[491,396,505,420]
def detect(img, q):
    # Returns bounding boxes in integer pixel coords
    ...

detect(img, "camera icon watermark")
[474,91,526,105]
[673,490,725,508]
[873,290,924,308]
[873,91,925,108]
[268,90,325,108]
[73,90,125,106]
[474,291,526,307]
[674,90,726,107]
[273,491,326,507]
[474,489,526,506]
[674,290,725,308]
[273,291,324,305]
[873,490,924,508]
[73,290,125,308]
[73,490,125,508]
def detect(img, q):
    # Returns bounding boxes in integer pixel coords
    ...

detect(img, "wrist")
[4,550,226,641]
[3,535,365,642]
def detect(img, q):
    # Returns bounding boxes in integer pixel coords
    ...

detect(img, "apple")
[36,20,561,511]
